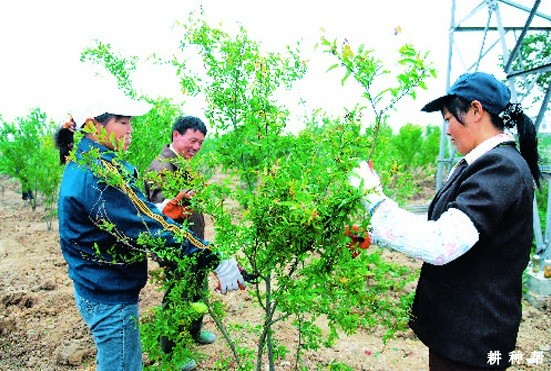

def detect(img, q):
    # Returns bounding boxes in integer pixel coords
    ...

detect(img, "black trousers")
[159,267,209,354]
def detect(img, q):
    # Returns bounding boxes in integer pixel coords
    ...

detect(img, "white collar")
[448,133,514,180]
[168,143,180,157]
[463,132,515,165]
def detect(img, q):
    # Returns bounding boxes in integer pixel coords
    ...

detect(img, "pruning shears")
[240,266,261,283]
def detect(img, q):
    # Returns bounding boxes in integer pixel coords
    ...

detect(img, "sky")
[1,0,543,133]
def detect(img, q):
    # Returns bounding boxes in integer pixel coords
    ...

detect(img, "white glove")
[213,257,246,294]
[349,160,387,215]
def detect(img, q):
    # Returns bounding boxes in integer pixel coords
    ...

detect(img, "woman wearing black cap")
[349,72,542,370]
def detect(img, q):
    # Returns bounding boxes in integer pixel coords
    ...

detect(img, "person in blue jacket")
[349,72,542,370]
[57,90,245,371]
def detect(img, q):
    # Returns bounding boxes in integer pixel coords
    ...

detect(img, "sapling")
[81,12,436,370]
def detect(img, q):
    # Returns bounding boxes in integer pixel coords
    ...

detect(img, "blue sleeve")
[88,159,210,258]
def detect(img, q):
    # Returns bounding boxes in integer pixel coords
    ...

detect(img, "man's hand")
[162,190,192,222]
[214,257,246,293]
[349,160,387,214]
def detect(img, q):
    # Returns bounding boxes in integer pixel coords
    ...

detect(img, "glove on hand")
[344,225,371,258]
[349,160,387,214]
[162,190,192,222]
[214,257,246,294]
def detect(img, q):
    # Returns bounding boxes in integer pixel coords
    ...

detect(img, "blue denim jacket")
[58,137,210,304]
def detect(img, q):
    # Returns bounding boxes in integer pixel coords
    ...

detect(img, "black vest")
[409,144,534,368]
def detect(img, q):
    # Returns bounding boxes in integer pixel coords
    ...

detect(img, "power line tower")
[438,0,551,304]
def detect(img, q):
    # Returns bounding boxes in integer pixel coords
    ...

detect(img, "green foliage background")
[0,109,62,227]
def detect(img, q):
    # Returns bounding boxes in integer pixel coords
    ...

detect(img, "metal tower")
[437,0,551,264]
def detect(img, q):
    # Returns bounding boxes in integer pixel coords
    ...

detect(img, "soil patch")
[0,175,549,370]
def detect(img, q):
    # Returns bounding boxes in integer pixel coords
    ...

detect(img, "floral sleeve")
[369,200,479,265]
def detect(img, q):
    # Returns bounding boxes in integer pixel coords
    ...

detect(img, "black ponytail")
[513,113,542,189]
[494,103,542,188]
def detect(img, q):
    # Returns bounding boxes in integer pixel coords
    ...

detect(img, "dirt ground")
[0,174,550,370]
